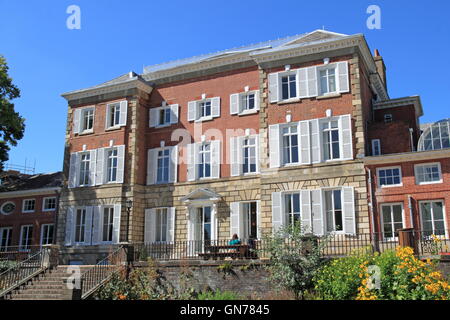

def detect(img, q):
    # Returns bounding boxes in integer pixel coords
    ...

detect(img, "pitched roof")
[143,30,348,74]
[0,171,63,193]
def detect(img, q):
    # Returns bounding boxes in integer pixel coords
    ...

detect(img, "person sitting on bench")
[229,234,241,245]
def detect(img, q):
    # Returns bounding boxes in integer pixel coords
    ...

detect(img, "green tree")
[263,222,328,299]
[0,55,25,171]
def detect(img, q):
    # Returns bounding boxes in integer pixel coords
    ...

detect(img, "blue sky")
[0,0,449,173]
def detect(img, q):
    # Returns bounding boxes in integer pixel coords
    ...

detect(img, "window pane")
[432,202,444,220]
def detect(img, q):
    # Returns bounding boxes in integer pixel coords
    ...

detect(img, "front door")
[191,206,212,254]
[242,202,258,240]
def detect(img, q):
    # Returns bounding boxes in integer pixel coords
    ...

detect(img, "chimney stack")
[374,49,387,90]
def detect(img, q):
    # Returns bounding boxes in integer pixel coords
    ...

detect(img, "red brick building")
[55,29,449,264]
[0,171,62,250]
[365,109,450,239]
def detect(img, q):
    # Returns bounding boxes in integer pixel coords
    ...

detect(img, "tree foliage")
[0,55,25,171]
[263,223,328,299]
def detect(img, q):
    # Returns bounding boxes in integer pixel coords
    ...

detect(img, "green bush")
[197,290,241,300]
[263,222,328,299]
[313,247,450,300]
[313,247,373,300]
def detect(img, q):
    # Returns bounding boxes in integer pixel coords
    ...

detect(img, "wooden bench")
[198,244,256,260]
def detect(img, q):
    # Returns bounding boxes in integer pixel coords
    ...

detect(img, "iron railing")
[0,246,43,262]
[132,231,450,262]
[413,229,450,256]
[0,247,52,298]
[80,246,127,299]
[133,239,265,261]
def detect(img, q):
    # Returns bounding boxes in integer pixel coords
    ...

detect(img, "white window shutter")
[340,114,353,160]
[211,140,221,179]
[169,146,178,183]
[230,137,240,177]
[92,206,101,245]
[89,150,97,186]
[170,104,179,124]
[211,97,221,118]
[188,101,197,121]
[254,90,260,111]
[310,119,321,163]
[65,207,74,246]
[149,108,159,128]
[337,61,350,93]
[95,148,105,186]
[144,209,156,244]
[299,121,311,165]
[230,202,240,238]
[167,207,176,242]
[187,143,196,181]
[116,145,125,183]
[230,94,240,115]
[112,204,122,244]
[73,109,81,134]
[343,187,356,235]
[119,100,128,127]
[307,67,318,97]
[272,192,284,233]
[255,134,260,173]
[300,190,312,233]
[311,189,324,236]
[68,153,78,188]
[256,201,261,239]
[298,68,308,98]
[268,73,279,103]
[147,148,158,185]
[269,124,281,168]
[84,206,93,245]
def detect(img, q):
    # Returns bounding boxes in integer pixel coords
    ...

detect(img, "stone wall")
[134,260,272,298]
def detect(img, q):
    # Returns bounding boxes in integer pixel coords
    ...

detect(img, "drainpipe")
[366,168,378,252]
[409,128,415,152]
[408,195,414,229]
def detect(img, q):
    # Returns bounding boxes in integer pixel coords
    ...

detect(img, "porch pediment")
[181,188,222,204]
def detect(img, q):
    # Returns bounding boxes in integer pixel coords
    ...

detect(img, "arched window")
[418,119,450,151]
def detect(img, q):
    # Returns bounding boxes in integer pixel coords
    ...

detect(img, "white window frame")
[321,118,341,162]
[101,206,115,243]
[156,148,171,184]
[80,107,95,134]
[154,208,169,243]
[279,71,298,101]
[74,207,87,245]
[78,152,92,187]
[240,92,258,114]
[105,148,119,183]
[384,114,393,123]
[0,227,12,251]
[149,104,179,128]
[40,224,54,246]
[414,162,443,185]
[22,199,36,213]
[419,200,448,238]
[284,193,301,228]
[106,102,121,129]
[380,203,405,241]
[198,142,212,179]
[377,166,403,188]
[19,225,33,251]
[317,65,338,96]
[324,188,345,234]
[371,139,381,156]
[42,197,57,212]
[281,124,300,166]
[242,136,258,175]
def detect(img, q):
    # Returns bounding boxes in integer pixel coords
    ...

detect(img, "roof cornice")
[374,96,423,117]
[0,187,61,199]
[363,149,450,165]
[61,78,153,102]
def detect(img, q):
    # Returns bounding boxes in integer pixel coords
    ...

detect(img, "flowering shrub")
[314,247,450,300]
